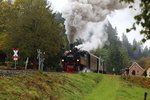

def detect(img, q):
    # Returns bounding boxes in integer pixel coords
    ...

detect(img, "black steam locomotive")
[61,46,106,73]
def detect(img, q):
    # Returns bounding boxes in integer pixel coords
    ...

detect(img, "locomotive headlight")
[61,59,64,62]
[77,59,79,62]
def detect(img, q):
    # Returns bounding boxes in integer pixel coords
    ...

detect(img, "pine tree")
[143,46,149,57]
[132,39,142,59]
[122,33,133,59]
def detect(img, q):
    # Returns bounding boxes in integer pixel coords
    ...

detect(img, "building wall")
[147,68,150,77]
[129,64,144,76]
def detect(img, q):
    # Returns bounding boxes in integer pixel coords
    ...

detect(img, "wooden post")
[113,68,115,75]
[39,55,41,70]
[144,92,147,100]
[25,57,29,70]
[14,60,16,69]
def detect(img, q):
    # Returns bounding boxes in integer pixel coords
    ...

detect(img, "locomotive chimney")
[69,44,74,50]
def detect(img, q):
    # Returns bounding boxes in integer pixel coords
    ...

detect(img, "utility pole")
[37,49,42,71]
[98,57,101,73]
[101,60,104,74]
[37,49,45,71]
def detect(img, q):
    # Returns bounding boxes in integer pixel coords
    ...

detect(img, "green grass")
[0,73,150,100]
[83,75,150,100]
[0,72,102,100]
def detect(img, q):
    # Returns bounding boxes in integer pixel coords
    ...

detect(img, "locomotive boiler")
[61,46,106,73]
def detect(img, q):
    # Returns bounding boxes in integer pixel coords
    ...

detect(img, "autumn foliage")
[137,57,150,68]
[122,76,150,89]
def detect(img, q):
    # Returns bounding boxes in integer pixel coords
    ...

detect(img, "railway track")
[0,69,64,76]
[0,69,38,76]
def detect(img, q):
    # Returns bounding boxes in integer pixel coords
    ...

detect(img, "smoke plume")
[62,0,126,51]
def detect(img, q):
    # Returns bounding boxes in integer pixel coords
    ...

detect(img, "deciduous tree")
[120,0,150,42]
[6,0,66,68]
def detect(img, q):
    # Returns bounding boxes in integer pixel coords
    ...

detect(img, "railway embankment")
[1,72,149,100]
[0,72,102,100]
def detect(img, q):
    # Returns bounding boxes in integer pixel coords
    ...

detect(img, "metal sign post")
[12,48,20,69]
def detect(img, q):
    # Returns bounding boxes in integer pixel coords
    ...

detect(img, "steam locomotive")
[61,45,106,73]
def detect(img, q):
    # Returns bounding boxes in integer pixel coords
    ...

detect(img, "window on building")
[137,71,140,75]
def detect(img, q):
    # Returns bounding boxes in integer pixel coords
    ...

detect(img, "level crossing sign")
[12,48,20,61]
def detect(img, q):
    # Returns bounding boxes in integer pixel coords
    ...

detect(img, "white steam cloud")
[62,0,126,51]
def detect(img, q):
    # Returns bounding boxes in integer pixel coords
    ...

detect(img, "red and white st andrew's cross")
[12,48,20,61]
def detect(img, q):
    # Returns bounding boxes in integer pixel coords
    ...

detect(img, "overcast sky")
[49,0,150,48]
